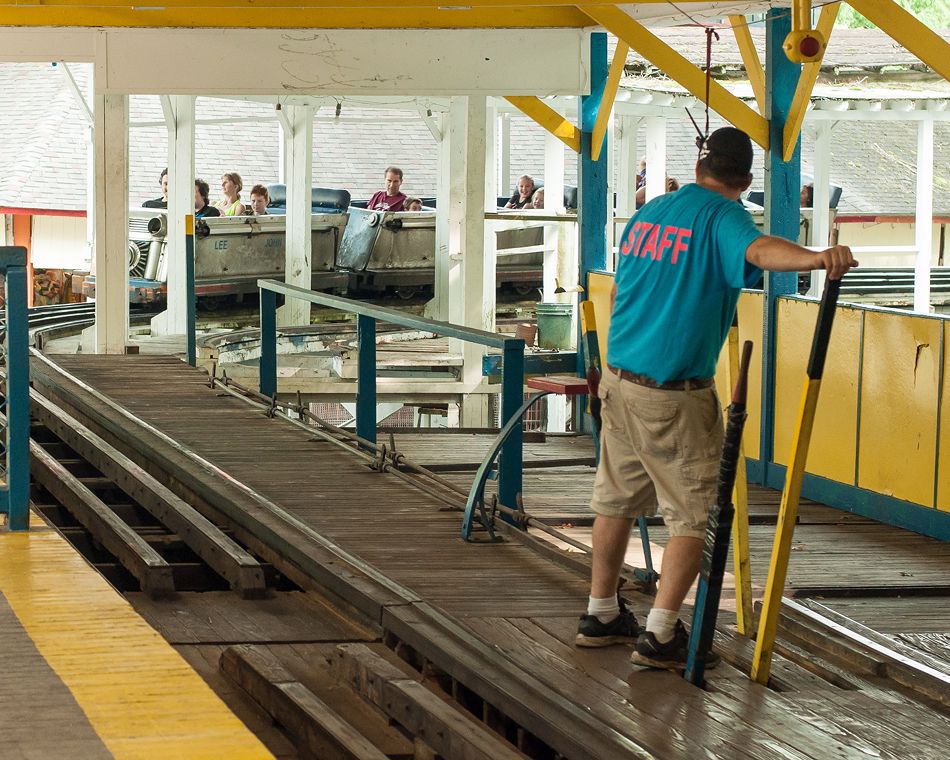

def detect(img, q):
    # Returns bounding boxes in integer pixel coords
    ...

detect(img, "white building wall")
[30,215,90,269]
[837,221,946,268]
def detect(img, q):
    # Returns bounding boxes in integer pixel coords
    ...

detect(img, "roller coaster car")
[83,195,351,305]
[337,207,438,296]
[82,185,567,305]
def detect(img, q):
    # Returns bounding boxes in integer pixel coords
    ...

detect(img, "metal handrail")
[257,278,527,519]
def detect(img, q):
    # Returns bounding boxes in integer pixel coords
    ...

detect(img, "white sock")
[646,608,679,643]
[587,595,620,624]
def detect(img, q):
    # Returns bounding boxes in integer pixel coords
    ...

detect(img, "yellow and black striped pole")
[751,276,841,684]
[727,325,754,636]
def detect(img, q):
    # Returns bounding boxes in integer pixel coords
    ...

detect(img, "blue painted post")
[578,32,610,314]
[259,287,277,398]
[1,246,30,531]
[759,9,801,485]
[498,339,525,517]
[577,32,610,433]
[356,314,376,445]
[185,215,196,367]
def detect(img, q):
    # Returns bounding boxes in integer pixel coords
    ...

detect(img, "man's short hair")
[160,167,168,181]
[250,184,269,202]
[697,127,754,189]
[385,166,404,179]
[195,179,211,204]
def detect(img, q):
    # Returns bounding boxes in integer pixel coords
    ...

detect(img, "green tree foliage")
[837,0,950,29]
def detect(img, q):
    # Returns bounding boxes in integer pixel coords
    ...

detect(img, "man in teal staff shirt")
[575,127,857,670]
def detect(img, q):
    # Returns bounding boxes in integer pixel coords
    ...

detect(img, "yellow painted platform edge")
[0,528,273,760]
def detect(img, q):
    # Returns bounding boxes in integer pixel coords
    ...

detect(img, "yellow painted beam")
[751,378,822,685]
[848,0,950,86]
[726,326,754,636]
[0,7,587,28]
[583,5,769,150]
[728,15,765,115]
[591,42,629,162]
[782,3,840,162]
[0,0,715,6]
[505,96,581,153]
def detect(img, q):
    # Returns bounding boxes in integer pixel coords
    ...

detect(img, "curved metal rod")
[460,390,552,541]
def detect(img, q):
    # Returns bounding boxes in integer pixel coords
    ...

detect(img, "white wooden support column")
[545,131,569,433]
[605,113,617,258]
[498,111,511,197]
[59,64,96,272]
[277,107,286,184]
[644,116,667,204]
[84,122,95,270]
[616,116,641,220]
[429,110,453,322]
[613,115,641,275]
[89,92,130,354]
[543,130,565,302]
[278,104,315,327]
[445,96,493,427]
[808,121,832,297]
[152,95,195,336]
[915,118,934,314]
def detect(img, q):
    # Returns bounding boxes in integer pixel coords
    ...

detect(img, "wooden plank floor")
[44,355,950,760]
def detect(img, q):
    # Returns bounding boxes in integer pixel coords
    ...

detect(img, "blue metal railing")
[0,247,31,531]
[257,279,526,513]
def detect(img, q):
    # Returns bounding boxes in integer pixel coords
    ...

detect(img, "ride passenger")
[195,179,221,218]
[505,175,535,209]
[249,184,270,215]
[143,167,169,209]
[574,127,857,670]
[635,176,680,209]
[368,167,407,211]
[800,183,814,208]
[636,159,647,189]
[216,172,247,216]
[404,197,423,212]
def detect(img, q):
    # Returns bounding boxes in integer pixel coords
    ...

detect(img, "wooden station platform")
[0,516,272,760]
[27,353,950,760]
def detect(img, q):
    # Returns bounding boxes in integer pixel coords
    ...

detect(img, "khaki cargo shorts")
[590,367,724,539]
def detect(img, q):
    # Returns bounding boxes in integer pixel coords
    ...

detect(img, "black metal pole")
[684,340,754,686]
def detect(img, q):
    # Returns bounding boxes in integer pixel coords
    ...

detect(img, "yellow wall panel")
[714,331,732,405]
[736,292,763,460]
[858,311,941,507]
[938,321,950,512]
[773,300,861,483]
[588,271,614,365]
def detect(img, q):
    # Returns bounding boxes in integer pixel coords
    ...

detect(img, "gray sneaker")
[630,620,721,670]
[575,598,641,648]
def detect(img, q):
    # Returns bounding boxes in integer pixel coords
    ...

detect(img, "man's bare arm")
[746,235,858,280]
